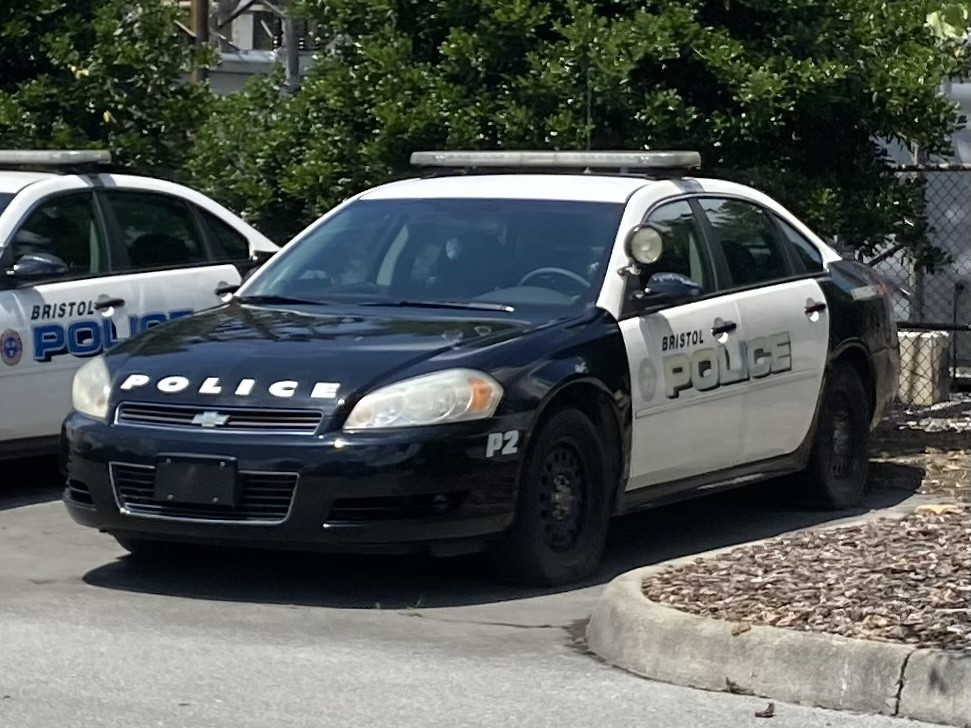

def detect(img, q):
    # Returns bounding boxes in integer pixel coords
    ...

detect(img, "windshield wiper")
[237,294,329,306]
[360,300,515,313]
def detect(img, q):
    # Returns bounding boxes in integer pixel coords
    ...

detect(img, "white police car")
[0,150,278,460]
[62,151,899,586]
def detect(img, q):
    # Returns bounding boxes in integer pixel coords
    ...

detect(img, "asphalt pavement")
[0,457,938,728]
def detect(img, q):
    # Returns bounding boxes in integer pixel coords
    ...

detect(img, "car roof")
[0,170,56,194]
[359,174,660,203]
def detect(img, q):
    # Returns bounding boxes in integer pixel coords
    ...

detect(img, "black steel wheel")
[795,362,870,509]
[488,407,611,586]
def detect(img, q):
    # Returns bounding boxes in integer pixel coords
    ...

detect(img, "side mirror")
[631,272,703,309]
[250,249,276,266]
[4,252,70,284]
[215,282,240,298]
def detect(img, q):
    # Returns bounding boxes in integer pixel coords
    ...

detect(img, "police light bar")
[410,150,701,170]
[0,150,112,166]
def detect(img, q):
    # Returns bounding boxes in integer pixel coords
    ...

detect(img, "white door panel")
[622,296,745,489]
[0,280,130,441]
[733,279,829,462]
[0,265,238,443]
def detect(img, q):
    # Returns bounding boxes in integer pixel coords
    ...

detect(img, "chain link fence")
[863,167,971,414]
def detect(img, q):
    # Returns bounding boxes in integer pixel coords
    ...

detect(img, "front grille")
[115,402,322,435]
[328,493,466,522]
[110,463,297,524]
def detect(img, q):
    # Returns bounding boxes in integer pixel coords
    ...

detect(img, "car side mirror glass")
[251,249,276,265]
[5,252,70,284]
[631,272,703,309]
[625,224,664,265]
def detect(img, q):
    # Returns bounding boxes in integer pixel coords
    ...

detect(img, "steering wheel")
[518,267,591,293]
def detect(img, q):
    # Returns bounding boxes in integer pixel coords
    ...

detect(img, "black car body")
[62,152,899,585]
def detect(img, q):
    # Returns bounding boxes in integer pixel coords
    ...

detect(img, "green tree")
[0,0,212,171]
[190,0,967,263]
[926,0,969,39]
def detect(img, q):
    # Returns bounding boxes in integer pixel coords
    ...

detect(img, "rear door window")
[104,191,209,271]
[697,197,794,287]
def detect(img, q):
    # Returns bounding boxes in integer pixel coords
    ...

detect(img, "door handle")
[711,320,738,336]
[805,300,828,315]
[93,297,126,311]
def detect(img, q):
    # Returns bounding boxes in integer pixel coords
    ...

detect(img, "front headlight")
[72,356,111,420]
[343,368,503,431]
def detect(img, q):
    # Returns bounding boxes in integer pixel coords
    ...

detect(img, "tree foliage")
[190,0,968,261]
[0,0,211,171]
[926,0,970,39]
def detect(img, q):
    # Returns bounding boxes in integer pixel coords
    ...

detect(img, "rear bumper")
[62,411,525,554]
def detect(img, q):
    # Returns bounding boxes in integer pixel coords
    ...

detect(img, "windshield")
[244,198,625,310]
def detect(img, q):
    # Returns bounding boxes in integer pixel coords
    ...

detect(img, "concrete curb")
[586,565,971,727]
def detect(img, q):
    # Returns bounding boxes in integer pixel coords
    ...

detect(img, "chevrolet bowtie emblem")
[192,411,231,428]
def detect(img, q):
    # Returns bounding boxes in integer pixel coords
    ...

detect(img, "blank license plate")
[154,457,238,507]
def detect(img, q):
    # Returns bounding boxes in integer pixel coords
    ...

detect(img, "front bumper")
[61,412,525,554]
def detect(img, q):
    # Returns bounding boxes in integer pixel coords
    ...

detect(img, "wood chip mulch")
[644,505,970,651]
[643,401,971,652]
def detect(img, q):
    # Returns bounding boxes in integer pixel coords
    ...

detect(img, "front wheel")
[487,407,611,586]
[794,362,871,509]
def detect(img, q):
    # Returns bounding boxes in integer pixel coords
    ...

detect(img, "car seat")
[426,231,504,298]
[721,239,760,286]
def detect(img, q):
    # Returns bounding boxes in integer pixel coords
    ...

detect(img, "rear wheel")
[795,362,870,509]
[487,407,611,586]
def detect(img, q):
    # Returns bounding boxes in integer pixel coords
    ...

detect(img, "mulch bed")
[643,400,970,652]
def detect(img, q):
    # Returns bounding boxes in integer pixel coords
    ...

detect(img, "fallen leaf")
[755,702,775,718]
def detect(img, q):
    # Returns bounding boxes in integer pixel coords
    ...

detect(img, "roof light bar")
[410,150,701,170]
[0,150,112,166]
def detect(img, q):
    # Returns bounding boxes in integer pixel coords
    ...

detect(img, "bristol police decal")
[1,329,24,366]
[661,329,705,351]
[662,331,792,398]
[638,359,658,401]
[30,308,192,363]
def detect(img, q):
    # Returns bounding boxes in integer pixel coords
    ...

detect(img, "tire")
[795,362,871,509]
[487,407,611,586]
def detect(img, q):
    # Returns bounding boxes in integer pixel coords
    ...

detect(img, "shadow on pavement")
[0,456,63,512]
[80,464,925,610]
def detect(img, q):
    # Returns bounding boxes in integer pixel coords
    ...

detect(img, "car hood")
[105,303,547,412]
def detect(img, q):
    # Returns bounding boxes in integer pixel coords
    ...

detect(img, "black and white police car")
[0,150,278,460]
[62,151,899,585]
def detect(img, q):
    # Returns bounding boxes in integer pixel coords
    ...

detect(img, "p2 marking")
[486,430,519,458]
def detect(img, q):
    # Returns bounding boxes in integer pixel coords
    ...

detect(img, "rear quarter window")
[201,210,250,262]
[775,216,825,273]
